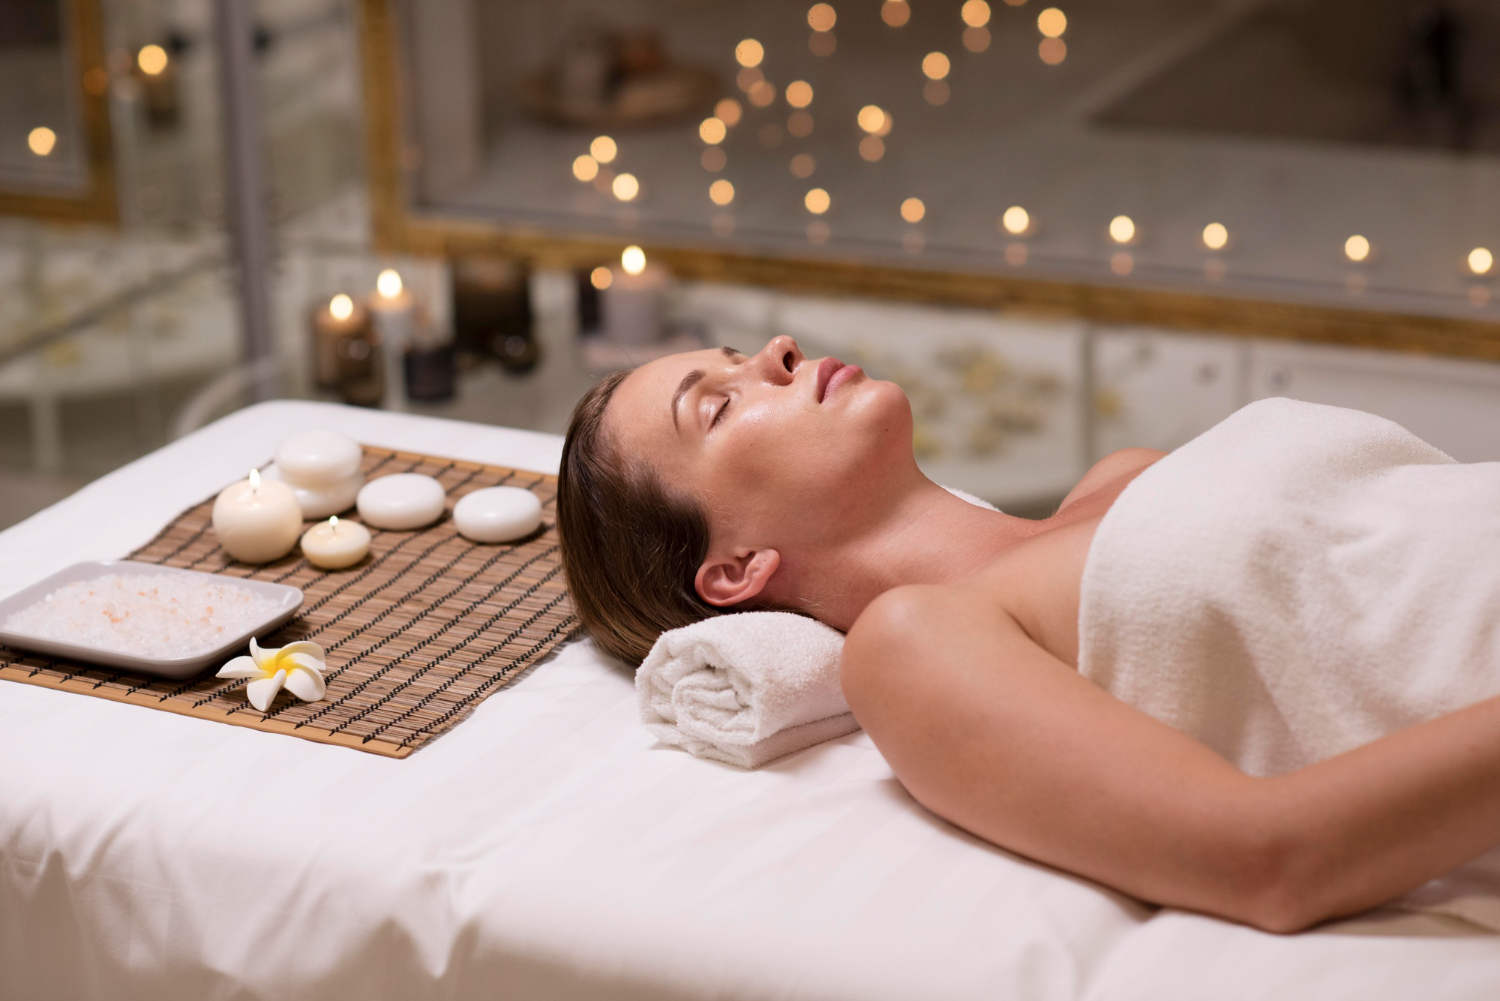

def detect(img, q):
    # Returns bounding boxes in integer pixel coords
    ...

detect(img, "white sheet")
[2,400,1497,1001]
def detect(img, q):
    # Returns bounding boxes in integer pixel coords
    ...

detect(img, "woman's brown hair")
[557,370,719,665]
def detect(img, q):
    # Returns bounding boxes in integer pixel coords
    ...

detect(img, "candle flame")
[249,468,261,491]
[329,515,339,532]
[329,294,354,321]
[376,269,403,298]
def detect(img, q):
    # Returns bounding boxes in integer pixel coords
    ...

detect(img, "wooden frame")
[356,0,1500,362]
[0,0,117,224]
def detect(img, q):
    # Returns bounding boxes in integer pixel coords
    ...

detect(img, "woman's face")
[605,335,915,558]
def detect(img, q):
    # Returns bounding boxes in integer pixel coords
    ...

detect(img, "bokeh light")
[701,147,727,171]
[749,81,777,107]
[964,26,992,51]
[901,197,926,223]
[1202,222,1229,250]
[1345,234,1371,262]
[1038,7,1067,36]
[881,0,910,27]
[376,269,403,298]
[859,136,885,161]
[1469,247,1493,275]
[27,127,57,156]
[699,117,727,144]
[962,0,991,27]
[329,294,354,321]
[1039,37,1066,63]
[808,3,837,31]
[922,52,950,80]
[709,179,735,206]
[786,80,814,108]
[787,110,814,136]
[138,44,168,75]
[1109,215,1136,243]
[612,173,640,201]
[590,136,617,163]
[736,39,764,68]
[858,105,887,133]
[572,154,599,181]
[805,188,831,214]
[791,153,816,178]
[621,246,647,275]
[590,266,613,290]
[1002,206,1030,235]
[715,98,743,126]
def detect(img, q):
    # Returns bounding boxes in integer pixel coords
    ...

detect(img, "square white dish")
[0,560,304,679]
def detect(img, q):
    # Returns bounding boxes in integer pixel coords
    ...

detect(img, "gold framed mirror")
[358,0,1500,360]
[0,0,115,224]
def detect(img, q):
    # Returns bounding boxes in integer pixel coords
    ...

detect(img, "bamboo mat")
[0,448,578,758]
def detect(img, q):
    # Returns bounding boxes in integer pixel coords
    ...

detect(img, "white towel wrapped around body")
[1079,397,1500,929]
[637,611,857,768]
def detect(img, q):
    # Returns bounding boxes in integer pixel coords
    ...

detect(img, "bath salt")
[3,574,283,659]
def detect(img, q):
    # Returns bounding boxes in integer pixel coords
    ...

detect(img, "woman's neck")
[770,479,1034,632]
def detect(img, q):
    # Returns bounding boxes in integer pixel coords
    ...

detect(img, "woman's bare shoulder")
[1057,447,1166,514]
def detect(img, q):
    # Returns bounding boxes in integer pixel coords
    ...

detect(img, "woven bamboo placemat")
[0,447,578,758]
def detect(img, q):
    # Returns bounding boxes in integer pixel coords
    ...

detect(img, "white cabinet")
[1092,327,1246,458]
[1247,340,1500,462]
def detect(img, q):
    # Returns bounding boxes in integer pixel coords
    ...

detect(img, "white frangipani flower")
[218,636,328,712]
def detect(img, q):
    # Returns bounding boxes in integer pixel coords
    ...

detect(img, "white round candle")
[264,464,364,520]
[212,469,304,564]
[453,487,542,543]
[275,431,363,486]
[369,268,416,412]
[356,473,447,530]
[602,261,668,346]
[300,515,372,569]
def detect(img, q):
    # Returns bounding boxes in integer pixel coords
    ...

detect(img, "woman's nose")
[757,335,803,385]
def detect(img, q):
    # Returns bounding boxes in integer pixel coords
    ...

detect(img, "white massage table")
[2,401,1497,1000]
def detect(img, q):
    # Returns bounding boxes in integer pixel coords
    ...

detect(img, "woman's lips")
[816,357,862,402]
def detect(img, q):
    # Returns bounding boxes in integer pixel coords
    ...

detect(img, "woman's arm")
[841,584,1500,932]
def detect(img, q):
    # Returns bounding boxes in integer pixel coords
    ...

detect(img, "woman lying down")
[556,335,1500,934]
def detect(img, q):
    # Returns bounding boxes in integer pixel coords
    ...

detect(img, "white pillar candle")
[300,515,372,569]
[356,473,447,530]
[601,259,668,346]
[212,469,304,564]
[453,486,543,543]
[264,465,364,520]
[275,431,363,485]
[370,269,416,411]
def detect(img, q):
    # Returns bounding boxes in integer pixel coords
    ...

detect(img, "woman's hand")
[841,583,1500,932]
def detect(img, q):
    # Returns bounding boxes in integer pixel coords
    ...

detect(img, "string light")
[1037,7,1067,36]
[621,246,647,275]
[1002,206,1030,235]
[1468,247,1493,275]
[715,98,743,126]
[922,52,950,80]
[1345,234,1370,262]
[590,266,613,290]
[901,197,926,223]
[572,155,599,181]
[857,105,887,133]
[808,3,837,32]
[612,173,640,201]
[1202,222,1229,250]
[1109,215,1136,243]
[699,117,727,144]
[736,39,764,67]
[590,136,617,163]
[138,44,168,75]
[709,179,735,206]
[805,188,831,214]
[881,0,910,27]
[962,0,991,27]
[786,80,814,108]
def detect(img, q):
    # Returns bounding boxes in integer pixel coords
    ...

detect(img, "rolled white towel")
[637,611,856,769]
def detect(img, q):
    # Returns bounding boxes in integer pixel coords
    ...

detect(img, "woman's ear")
[695,548,781,607]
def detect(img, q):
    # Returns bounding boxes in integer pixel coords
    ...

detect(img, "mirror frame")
[356,0,1500,362]
[0,0,116,224]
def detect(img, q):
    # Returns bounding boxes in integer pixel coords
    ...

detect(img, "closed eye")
[711,397,731,428]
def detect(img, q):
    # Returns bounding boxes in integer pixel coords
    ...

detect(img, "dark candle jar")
[336,328,385,407]
[404,341,456,402]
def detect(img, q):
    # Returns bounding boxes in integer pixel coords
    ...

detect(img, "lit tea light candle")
[602,245,669,345]
[212,468,304,564]
[454,487,543,543]
[300,515,372,569]
[357,473,447,530]
[311,293,369,388]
